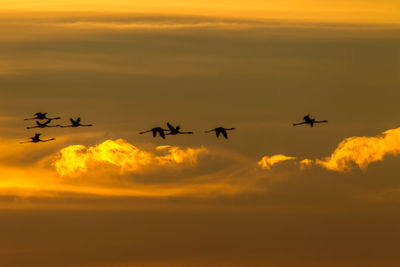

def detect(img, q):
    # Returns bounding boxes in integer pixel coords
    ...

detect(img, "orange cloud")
[258,154,296,170]
[54,139,207,176]
[317,127,400,171]
[0,139,251,199]
[299,159,314,170]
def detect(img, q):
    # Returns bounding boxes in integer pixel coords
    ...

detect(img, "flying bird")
[26,119,61,129]
[20,133,55,144]
[24,112,60,121]
[61,117,93,128]
[140,127,169,139]
[166,122,194,135]
[205,127,235,139]
[293,114,328,127]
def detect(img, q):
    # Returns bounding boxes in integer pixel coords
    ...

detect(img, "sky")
[1,1,400,266]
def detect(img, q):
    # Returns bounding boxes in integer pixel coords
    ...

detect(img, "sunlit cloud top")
[55,139,207,176]
[316,127,400,171]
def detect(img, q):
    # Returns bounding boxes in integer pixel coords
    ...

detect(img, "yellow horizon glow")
[0,0,399,24]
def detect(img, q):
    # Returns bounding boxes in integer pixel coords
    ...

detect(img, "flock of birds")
[139,123,236,139]
[20,112,328,144]
[20,112,93,144]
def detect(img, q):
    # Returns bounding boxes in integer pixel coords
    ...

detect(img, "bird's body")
[26,119,60,129]
[20,133,55,144]
[140,127,169,139]
[24,112,60,121]
[205,127,235,139]
[61,118,93,128]
[293,114,328,127]
[166,122,194,135]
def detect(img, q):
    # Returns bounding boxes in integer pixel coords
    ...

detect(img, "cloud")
[299,159,314,170]
[54,139,207,176]
[1,12,398,43]
[6,126,400,202]
[0,140,244,198]
[316,127,400,171]
[258,154,296,170]
[0,137,270,200]
[257,126,400,172]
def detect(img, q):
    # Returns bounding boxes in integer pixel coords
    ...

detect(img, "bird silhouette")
[61,117,93,128]
[20,133,55,144]
[166,122,194,135]
[293,114,328,127]
[26,119,61,129]
[24,112,60,121]
[140,127,169,139]
[205,127,235,139]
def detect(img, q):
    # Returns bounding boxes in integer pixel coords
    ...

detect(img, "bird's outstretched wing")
[221,130,228,139]
[167,122,175,131]
[70,118,76,124]
[159,130,166,139]
[216,130,220,138]
[304,114,310,121]
[34,133,41,138]
[77,117,81,123]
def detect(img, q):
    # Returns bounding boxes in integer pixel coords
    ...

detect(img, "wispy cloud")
[1,12,398,42]
[258,154,296,170]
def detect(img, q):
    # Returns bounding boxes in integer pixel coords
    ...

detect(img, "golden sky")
[1,0,400,23]
[0,1,400,266]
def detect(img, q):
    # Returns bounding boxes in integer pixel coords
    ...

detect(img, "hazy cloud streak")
[258,154,296,170]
